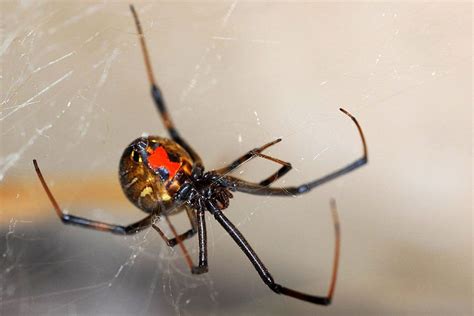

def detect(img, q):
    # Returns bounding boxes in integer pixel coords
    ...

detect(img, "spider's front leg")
[214,138,293,186]
[206,199,341,305]
[161,208,208,275]
[224,108,368,196]
[149,181,208,274]
[152,207,198,247]
[191,207,209,274]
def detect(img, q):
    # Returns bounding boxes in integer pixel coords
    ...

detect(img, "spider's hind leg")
[129,5,202,167]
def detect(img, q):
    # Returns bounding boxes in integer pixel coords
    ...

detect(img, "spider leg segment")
[164,215,195,271]
[206,200,340,305]
[152,207,198,247]
[224,108,368,196]
[152,207,208,274]
[214,138,293,186]
[33,159,153,235]
[129,5,202,167]
[254,153,292,186]
[192,208,209,274]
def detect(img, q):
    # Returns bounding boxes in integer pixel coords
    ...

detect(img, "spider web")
[1,2,348,315]
[0,2,229,315]
[3,2,471,316]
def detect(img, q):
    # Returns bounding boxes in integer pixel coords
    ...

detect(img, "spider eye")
[131,150,142,163]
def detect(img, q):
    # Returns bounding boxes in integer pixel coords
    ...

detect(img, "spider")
[33,5,368,306]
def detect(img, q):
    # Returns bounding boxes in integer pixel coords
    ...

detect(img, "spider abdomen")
[119,136,193,214]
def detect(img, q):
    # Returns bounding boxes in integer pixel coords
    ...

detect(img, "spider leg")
[206,200,340,305]
[214,138,292,186]
[192,208,209,274]
[129,5,202,167]
[153,207,208,274]
[223,108,368,196]
[33,159,153,235]
[152,207,198,247]
[163,215,195,271]
[255,153,292,186]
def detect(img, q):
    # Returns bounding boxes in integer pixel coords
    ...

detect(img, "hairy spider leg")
[214,138,293,186]
[129,5,203,168]
[205,199,340,305]
[224,108,368,196]
[33,159,154,235]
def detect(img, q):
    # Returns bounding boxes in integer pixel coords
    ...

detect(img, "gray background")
[1,1,471,315]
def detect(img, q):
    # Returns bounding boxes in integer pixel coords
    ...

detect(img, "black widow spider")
[33,5,368,306]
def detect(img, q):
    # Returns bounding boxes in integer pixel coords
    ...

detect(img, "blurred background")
[1,1,471,315]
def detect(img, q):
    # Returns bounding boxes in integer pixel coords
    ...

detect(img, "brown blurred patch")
[0,175,129,224]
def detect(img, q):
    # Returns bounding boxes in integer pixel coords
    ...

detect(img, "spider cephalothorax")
[175,170,234,212]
